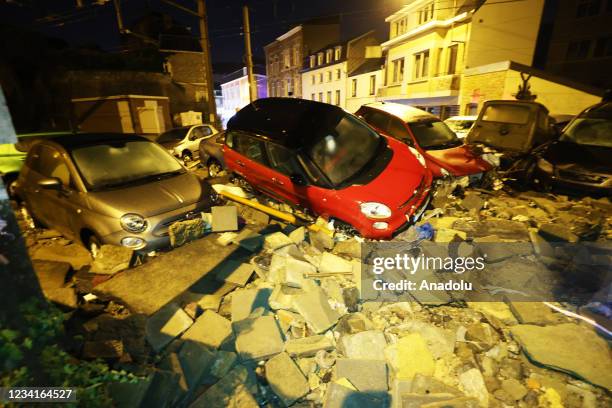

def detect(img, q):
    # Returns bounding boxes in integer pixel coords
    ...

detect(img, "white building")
[301,43,347,107]
[345,57,385,113]
[220,67,267,126]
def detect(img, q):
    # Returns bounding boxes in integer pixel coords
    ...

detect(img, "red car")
[356,102,492,178]
[223,98,433,239]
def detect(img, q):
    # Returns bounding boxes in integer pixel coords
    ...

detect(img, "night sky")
[1,0,403,69]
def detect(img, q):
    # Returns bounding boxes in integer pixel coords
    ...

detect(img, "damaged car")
[157,124,219,163]
[533,101,612,196]
[15,133,214,253]
[224,98,433,239]
[356,102,491,179]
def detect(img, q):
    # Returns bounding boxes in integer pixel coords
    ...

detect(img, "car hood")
[86,172,207,217]
[424,144,492,176]
[543,141,612,175]
[158,140,181,150]
[335,137,430,209]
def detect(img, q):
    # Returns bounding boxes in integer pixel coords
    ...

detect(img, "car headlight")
[360,202,392,219]
[409,147,427,168]
[537,158,553,173]
[120,213,147,233]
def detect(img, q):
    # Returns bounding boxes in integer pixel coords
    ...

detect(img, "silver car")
[16,133,214,253]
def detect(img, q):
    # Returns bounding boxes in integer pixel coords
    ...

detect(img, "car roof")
[38,133,149,149]
[227,97,349,149]
[362,102,437,122]
[445,116,477,121]
[482,99,549,113]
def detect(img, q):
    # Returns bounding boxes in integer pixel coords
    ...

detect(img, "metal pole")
[112,0,124,32]
[197,0,219,127]
[242,5,257,102]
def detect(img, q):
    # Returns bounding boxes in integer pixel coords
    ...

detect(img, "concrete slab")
[335,358,389,392]
[181,310,233,349]
[285,335,334,357]
[178,340,216,389]
[292,286,340,334]
[189,365,259,408]
[211,206,239,232]
[214,260,254,287]
[145,303,193,352]
[234,315,284,361]
[31,242,92,270]
[230,288,272,322]
[32,260,70,290]
[341,330,387,360]
[265,352,309,406]
[90,245,133,275]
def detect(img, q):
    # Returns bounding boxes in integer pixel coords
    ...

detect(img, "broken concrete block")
[385,333,434,380]
[140,370,184,408]
[240,206,270,226]
[434,228,467,242]
[169,218,208,247]
[234,315,284,361]
[508,302,563,325]
[410,374,463,396]
[159,352,188,393]
[31,243,92,269]
[216,231,238,246]
[538,223,578,243]
[211,206,239,232]
[215,260,254,287]
[292,286,340,334]
[323,383,389,408]
[335,358,388,392]
[289,226,306,244]
[32,260,70,290]
[461,194,484,212]
[178,340,216,389]
[145,303,193,352]
[108,374,153,408]
[181,310,233,349]
[333,238,361,258]
[309,229,334,251]
[276,309,304,333]
[265,352,309,406]
[230,288,271,322]
[44,287,78,309]
[231,228,263,252]
[285,335,334,357]
[82,339,124,359]
[189,365,259,408]
[264,231,294,250]
[501,378,527,401]
[210,350,237,379]
[459,368,489,407]
[90,245,133,274]
[269,284,303,312]
[285,257,317,287]
[319,252,353,274]
[341,330,387,360]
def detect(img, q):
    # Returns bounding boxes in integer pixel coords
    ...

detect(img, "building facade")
[220,67,267,125]
[264,18,340,99]
[346,58,385,113]
[378,0,474,119]
[302,43,348,107]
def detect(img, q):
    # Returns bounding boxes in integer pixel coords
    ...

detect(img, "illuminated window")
[391,58,404,83]
[309,55,316,68]
[351,78,357,97]
[369,75,376,95]
[335,90,341,105]
[418,2,435,24]
[326,49,333,63]
[413,50,430,79]
[334,47,342,60]
[327,71,332,82]
[317,53,324,65]
[326,91,332,103]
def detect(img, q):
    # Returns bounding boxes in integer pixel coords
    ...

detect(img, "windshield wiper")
[93,170,184,190]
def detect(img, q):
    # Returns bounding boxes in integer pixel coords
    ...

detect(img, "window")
[287,79,294,96]
[434,47,444,76]
[190,126,212,140]
[351,78,357,97]
[283,52,290,68]
[319,73,324,83]
[335,90,341,106]
[361,109,390,132]
[447,45,458,75]
[327,71,332,82]
[566,40,591,60]
[311,74,315,85]
[413,50,430,79]
[335,47,342,60]
[576,0,601,17]
[326,49,333,63]
[317,53,323,65]
[35,146,73,187]
[266,143,303,176]
[391,58,405,83]
[387,117,412,141]
[418,2,435,24]
[293,47,300,67]
[309,55,316,68]
[336,69,341,80]
[326,91,332,103]
[482,104,531,124]
[369,75,376,95]
[594,36,612,57]
[311,93,315,100]
[235,134,267,165]
[407,121,459,149]
[319,92,323,101]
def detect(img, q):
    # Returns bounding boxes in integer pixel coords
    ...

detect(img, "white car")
[157,124,219,163]
[444,115,477,139]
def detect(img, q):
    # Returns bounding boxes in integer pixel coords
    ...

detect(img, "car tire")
[87,235,102,258]
[207,159,223,178]
[332,218,360,237]
[182,151,193,164]
[3,174,19,201]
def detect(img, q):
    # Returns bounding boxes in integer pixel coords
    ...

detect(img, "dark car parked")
[198,131,226,177]
[533,101,612,196]
[15,133,214,253]
[223,98,433,239]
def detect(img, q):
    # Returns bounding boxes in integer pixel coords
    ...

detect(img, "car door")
[225,132,275,192]
[263,142,310,206]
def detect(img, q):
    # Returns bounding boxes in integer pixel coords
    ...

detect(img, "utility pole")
[242,5,257,102]
[197,0,219,127]
[112,0,124,32]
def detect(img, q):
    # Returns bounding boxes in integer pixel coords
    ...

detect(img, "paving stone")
[189,365,259,408]
[385,333,434,380]
[31,243,92,269]
[341,330,387,360]
[108,374,153,408]
[234,315,284,361]
[310,229,334,251]
[214,260,254,287]
[292,286,340,334]
[231,228,263,252]
[269,284,303,311]
[140,369,185,408]
[289,226,306,244]
[265,352,309,406]
[169,218,208,247]
[461,194,485,212]
[501,378,527,401]
[333,238,361,258]
[264,231,294,250]
[216,231,238,246]
[181,310,233,349]
[459,368,489,407]
[319,252,353,274]
[89,245,133,274]
[210,350,237,379]
[336,358,388,392]
[230,288,271,322]
[510,323,612,390]
[323,383,389,408]
[538,223,578,243]
[508,302,564,325]
[82,339,124,359]
[178,340,216,389]
[409,374,463,396]
[400,394,461,408]
[32,260,70,290]
[285,334,334,357]
[211,206,239,232]
[285,256,317,287]
[159,352,188,393]
[145,303,193,352]
[44,287,78,309]
[434,228,467,242]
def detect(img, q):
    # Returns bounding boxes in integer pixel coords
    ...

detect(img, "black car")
[198,131,226,177]
[533,101,612,196]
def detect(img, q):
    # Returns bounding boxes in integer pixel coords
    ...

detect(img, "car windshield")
[446,120,474,131]
[72,140,184,189]
[560,117,612,148]
[308,114,381,185]
[157,128,188,143]
[408,120,460,149]
[482,104,531,124]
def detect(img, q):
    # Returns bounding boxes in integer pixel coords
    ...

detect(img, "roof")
[301,42,347,73]
[362,102,437,122]
[227,97,347,149]
[40,133,148,149]
[482,99,550,113]
[445,116,477,121]
[348,57,385,77]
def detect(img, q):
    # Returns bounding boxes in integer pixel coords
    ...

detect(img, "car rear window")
[482,105,531,124]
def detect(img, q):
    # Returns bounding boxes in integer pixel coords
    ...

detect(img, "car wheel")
[20,205,41,229]
[87,235,102,258]
[182,151,193,164]
[332,219,360,237]
[207,159,223,178]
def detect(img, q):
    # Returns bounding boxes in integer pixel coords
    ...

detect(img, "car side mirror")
[38,177,62,190]
[290,174,307,186]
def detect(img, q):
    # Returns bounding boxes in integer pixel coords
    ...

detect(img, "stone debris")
[181,310,233,349]
[234,315,284,361]
[285,334,334,357]
[265,352,310,406]
[89,244,133,274]
[82,339,124,359]
[230,287,272,322]
[214,260,254,287]
[292,286,340,333]
[211,205,239,232]
[190,364,259,408]
[264,231,294,250]
[145,303,193,352]
[335,358,388,392]
[177,340,216,389]
[169,218,208,247]
[341,330,387,360]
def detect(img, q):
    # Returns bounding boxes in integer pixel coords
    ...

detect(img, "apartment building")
[346,58,385,113]
[264,17,340,99]
[219,66,267,125]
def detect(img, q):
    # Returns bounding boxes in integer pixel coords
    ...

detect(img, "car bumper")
[98,201,210,252]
